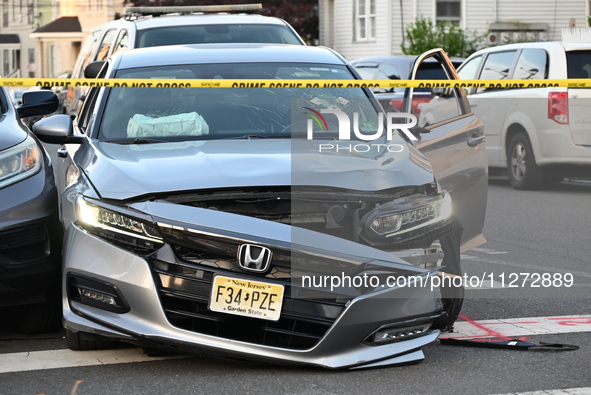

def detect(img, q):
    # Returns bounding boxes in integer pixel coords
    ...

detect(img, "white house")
[319,0,591,61]
[30,0,123,78]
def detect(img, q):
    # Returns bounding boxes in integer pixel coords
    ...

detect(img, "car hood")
[80,139,435,200]
[0,118,27,150]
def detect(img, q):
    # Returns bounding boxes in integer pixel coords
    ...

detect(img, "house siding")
[331,0,392,60]
[496,0,586,42]
[321,0,589,61]
[464,1,494,35]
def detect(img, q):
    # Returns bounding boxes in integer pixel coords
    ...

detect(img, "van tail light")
[548,92,569,124]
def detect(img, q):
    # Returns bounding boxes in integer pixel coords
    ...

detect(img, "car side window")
[96,29,117,61]
[113,29,129,55]
[415,59,465,127]
[476,50,519,93]
[513,49,547,79]
[354,65,378,80]
[373,63,402,93]
[78,87,101,134]
[378,63,401,80]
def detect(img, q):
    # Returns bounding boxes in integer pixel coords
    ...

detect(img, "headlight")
[75,197,163,253]
[360,192,452,244]
[370,192,451,236]
[0,135,42,189]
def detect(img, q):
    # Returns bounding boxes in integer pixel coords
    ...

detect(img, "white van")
[63,4,305,117]
[457,42,591,189]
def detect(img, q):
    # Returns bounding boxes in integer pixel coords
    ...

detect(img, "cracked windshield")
[99,63,385,142]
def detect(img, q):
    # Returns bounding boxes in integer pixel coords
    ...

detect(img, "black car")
[0,87,62,333]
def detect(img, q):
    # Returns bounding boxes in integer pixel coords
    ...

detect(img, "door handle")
[467,133,485,147]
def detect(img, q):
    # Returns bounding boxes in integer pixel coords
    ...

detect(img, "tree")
[127,0,319,44]
[402,16,485,58]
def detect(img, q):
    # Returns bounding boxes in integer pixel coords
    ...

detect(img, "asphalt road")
[1,176,590,395]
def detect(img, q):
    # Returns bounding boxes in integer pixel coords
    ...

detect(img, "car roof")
[350,55,464,79]
[92,13,293,33]
[111,44,348,70]
[131,14,290,30]
[468,41,591,57]
[352,55,464,65]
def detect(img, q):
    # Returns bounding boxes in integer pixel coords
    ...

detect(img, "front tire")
[507,132,545,190]
[66,329,120,351]
[9,289,62,334]
[432,221,464,331]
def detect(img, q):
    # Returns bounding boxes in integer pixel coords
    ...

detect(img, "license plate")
[209,275,284,321]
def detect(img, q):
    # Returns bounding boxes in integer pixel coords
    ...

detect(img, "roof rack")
[124,4,263,18]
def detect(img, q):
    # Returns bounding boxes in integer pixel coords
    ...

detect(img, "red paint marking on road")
[458,314,514,341]
[480,321,538,325]
[555,319,591,326]
[547,317,591,321]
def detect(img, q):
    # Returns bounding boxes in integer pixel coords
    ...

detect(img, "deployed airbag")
[127,112,209,138]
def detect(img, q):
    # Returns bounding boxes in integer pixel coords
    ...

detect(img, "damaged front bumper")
[63,200,446,369]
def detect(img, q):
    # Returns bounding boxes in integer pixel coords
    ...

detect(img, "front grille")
[160,225,359,277]
[151,259,348,350]
[0,225,49,264]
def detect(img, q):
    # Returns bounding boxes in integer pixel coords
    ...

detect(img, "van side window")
[113,29,129,54]
[513,49,547,79]
[476,50,518,93]
[76,30,102,79]
[96,29,117,61]
[458,55,482,80]
[566,50,591,78]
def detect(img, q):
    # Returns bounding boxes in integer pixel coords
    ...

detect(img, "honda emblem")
[237,244,272,273]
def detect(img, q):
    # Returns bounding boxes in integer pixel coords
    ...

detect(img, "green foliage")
[402,17,485,58]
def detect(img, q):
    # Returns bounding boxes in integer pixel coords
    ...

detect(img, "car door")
[405,49,488,252]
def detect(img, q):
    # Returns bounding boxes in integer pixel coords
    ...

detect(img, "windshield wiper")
[104,138,167,144]
[235,134,270,139]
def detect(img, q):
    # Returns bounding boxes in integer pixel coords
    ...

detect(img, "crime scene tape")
[2,77,591,89]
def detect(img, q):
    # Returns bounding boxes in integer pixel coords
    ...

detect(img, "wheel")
[507,132,545,190]
[66,329,120,351]
[9,289,62,334]
[431,221,464,332]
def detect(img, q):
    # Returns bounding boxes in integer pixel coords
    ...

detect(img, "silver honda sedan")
[33,43,487,369]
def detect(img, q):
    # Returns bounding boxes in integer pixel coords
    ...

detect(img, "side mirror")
[32,114,84,144]
[17,90,59,118]
[84,61,106,78]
